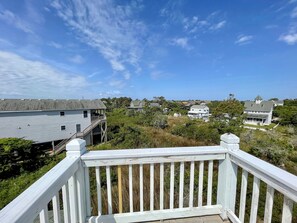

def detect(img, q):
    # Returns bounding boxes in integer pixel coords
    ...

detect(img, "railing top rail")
[81,145,227,161]
[229,149,297,202]
[0,157,80,223]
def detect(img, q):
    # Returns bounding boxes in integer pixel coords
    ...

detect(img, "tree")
[0,138,46,179]
[211,100,245,135]
[212,100,244,119]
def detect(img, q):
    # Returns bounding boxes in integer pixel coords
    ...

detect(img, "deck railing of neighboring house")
[0,134,296,223]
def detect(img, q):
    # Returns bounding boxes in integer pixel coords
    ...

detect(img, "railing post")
[66,139,88,223]
[217,133,239,219]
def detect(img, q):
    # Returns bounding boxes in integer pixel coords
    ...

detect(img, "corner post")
[66,139,88,223]
[217,133,240,219]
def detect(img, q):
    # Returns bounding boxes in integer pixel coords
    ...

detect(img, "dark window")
[60,111,65,116]
[76,124,81,133]
[61,125,66,131]
[83,110,88,118]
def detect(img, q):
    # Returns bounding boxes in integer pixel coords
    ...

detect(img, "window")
[61,125,66,131]
[60,111,65,116]
[83,110,88,118]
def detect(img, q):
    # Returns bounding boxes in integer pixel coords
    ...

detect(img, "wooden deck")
[148,215,229,223]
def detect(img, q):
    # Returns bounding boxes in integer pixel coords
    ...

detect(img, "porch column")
[217,133,239,219]
[66,139,88,223]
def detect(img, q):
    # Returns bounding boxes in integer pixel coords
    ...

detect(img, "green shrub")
[0,138,47,179]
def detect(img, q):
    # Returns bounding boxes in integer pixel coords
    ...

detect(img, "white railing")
[0,134,296,223]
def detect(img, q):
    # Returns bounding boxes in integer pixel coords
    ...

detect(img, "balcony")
[0,133,296,223]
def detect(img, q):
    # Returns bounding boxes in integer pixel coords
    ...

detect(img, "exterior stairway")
[51,117,105,155]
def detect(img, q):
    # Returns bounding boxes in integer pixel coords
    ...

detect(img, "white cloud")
[0,51,91,98]
[210,20,226,30]
[0,38,14,47]
[51,0,146,80]
[235,35,253,45]
[48,41,62,49]
[291,6,297,18]
[0,10,34,34]
[150,70,171,80]
[279,33,297,45]
[265,24,278,29]
[170,37,191,50]
[109,79,126,88]
[99,90,121,97]
[69,54,85,64]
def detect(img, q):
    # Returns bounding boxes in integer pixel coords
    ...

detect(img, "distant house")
[272,100,284,107]
[244,96,274,125]
[0,99,106,146]
[149,102,161,108]
[128,100,145,112]
[187,104,210,120]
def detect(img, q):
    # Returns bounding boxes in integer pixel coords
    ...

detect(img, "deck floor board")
[147,215,230,223]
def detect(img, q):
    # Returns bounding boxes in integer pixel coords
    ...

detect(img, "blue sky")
[0,0,296,100]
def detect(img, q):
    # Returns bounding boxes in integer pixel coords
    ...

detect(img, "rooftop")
[0,99,106,112]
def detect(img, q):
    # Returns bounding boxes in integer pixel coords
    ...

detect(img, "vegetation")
[274,103,297,125]
[1,96,297,222]
[0,138,48,179]
[0,153,65,209]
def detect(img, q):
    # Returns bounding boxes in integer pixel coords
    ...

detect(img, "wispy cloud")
[0,38,14,47]
[170,37,191,50]
[235,35,253,45]
[48,41,62,49]
[0,9,34,34]
[0,51,91,98]
[109,79,126,88]
[150,70,171,80]
[51,0,146,80]
[291,6,297,18]
[265,24,278,29]
[210,20,226,30]
[160,3,227,35]
[69,54,84,64]
[99,90,121,97]
[279,32,297,45]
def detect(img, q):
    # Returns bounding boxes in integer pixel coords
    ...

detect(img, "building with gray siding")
[244,96,274,125]
[0,99,106,144]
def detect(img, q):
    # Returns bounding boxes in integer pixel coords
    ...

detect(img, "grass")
[244,123,276,130]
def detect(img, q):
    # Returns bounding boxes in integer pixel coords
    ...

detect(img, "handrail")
[53,117,105,153]
[229,149,297,203]
[81,145,227,160]
[0,157,80,223]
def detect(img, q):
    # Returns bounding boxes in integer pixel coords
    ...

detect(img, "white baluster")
[198,161,204,207]
[150,164,154,211]
[207,160,213,206]
[239,170,248,223]
[250,176,260,223]
[179,162,184,208]
[160,163,164,210]
[189,161,195,208]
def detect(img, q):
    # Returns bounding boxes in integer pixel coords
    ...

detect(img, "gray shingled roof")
[191,105,209,109]
[129,100,145,108]
[150,102,161,107]
[0,99,106,112]
[244,101,273,112]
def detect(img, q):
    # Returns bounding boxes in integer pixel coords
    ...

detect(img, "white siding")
[0,110,92,143]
